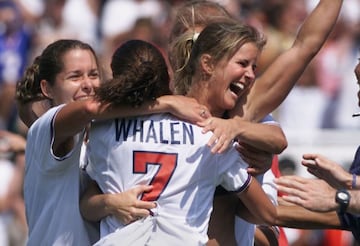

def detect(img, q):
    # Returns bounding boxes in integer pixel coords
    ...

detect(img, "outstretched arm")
[275,175,337,213]
[276,175,360,215]
[52,95,209,154]
[275,205,343,230]
[301,153,358,190]
[235,0,343,122]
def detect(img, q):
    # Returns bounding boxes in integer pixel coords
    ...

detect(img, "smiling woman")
[16,38,212,246]
[15,39,102,245]
[174,20,266,118]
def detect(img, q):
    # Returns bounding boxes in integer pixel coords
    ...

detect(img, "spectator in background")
[99,0,165,79]
[275,58,360,245]
[0,130,27,246]
[0,1,31,131]
[316,0,360,129]
[251,0,327,131]
[14,0,101,64]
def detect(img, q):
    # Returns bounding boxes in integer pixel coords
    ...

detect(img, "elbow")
[275,138,288,154]
[271,137,288,155]
[260,206,277,226]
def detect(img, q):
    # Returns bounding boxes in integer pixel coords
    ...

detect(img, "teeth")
[232,83,244,90]
[77,96,91,101]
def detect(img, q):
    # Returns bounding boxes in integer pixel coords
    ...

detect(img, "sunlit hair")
[169,0,231,44]
[174,20,266,95]
[16,39,99,104]
[95,40,171,108]
[168,0,232,81]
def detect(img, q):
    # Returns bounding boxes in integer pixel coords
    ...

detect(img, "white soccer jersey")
[86,113,251,246]
[235,114,279,246]
[24,105,92,246]
[235,170,278,246]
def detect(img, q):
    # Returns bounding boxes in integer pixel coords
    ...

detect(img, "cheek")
[56,86,78,103]
[93,79,101,87]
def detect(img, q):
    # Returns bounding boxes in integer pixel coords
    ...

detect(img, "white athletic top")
[24,105,92,246]
[87,113,251,246]
[235,170,278,246]
[235,114,280,246]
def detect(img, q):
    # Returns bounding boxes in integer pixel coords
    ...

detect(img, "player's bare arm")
[236,0,343,122]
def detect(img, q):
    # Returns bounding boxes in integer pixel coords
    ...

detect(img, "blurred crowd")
[0,0,359,245]
[0,0,359,133]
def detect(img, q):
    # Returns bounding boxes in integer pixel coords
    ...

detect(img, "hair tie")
[192,32,200,42]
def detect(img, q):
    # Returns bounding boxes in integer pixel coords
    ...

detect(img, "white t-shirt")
[87,113,251,246]
[24,105,92,246]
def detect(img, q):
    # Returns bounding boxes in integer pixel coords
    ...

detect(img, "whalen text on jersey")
[115,118,195,145]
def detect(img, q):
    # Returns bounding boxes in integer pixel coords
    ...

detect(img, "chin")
[225,102,237,111]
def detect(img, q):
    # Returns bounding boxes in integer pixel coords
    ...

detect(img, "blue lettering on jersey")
[170,122,180,144]
[183,122,194,144]
[115,118,131,141]
[115,118,194,145]
[159,122,168,144]
[146,120,157,143]
[132,119,144,142]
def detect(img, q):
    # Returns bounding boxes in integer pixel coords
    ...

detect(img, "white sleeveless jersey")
[86,113,251,246]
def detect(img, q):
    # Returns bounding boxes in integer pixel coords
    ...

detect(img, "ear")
[200,54,214,75]
[40,80,54,100]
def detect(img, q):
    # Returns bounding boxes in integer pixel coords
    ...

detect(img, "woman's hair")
[16,39,99,104]
[168,0,232,78]
[169,0,231,44]
[174,20,266,95]
[95,39,171,108]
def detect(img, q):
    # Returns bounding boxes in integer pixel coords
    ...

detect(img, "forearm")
[239,179,277,225]
[81,193,115,222]
[97,96,166,117]
[254,225,279,246]
[236,200,262,224]
[240,0,343,122]
[275,205,343,229]
[55,97,171,140]
[347,190,360,214]
[233,117,287,154]
[293,0,343,55]
[80,181,111,222]
[56,95,204,141]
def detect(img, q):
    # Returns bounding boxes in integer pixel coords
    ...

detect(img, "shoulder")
[28,105,65,137]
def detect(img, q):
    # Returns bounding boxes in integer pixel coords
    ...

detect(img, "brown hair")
[174,20,266,95]
[168,0,234,94]
[16,39,99,104]
[169,0,231,44]
[95,40,171,107]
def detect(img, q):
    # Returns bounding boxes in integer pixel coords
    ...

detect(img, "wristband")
[352,173,357,189]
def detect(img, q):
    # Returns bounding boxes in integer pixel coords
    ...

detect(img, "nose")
[81,77,95,94]
[245,66,255,81]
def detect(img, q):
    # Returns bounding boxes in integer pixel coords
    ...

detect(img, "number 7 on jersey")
[133,151,178,201]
